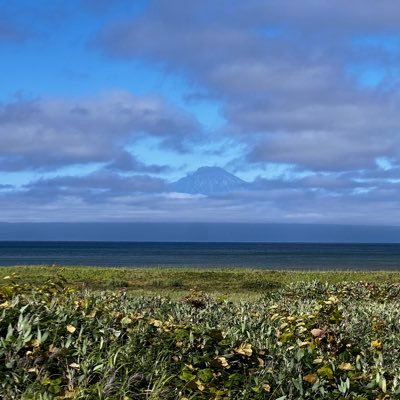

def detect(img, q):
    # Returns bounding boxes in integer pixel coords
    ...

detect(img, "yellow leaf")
[339,362,354,371]
[303,374,317,383]
[66,325,76,334]
[234,343,253,357]
[195,379,205,391]
[132,313,144,320]
[69,362,80,369]
[262,383,271,392]
[215,356,229,368]
[48,344,58,353]
[271,313,280,321]
[0,301,12,309]
[30,339,40,348]
[371,339,382,350]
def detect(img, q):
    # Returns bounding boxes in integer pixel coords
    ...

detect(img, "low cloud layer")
[1,166,399,224]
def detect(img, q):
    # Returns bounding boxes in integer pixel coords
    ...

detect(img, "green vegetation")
[1,266,400,298]
[1,269,400,399]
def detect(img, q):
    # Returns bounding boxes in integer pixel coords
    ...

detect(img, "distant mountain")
[170,166,249,195]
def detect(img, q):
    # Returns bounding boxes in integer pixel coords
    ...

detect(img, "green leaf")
[121,316,132,325]
[280,332,294,343]
[317,366,334,380]
[179,371,196,382]
[197,368,213,382]
[93,364,104,372]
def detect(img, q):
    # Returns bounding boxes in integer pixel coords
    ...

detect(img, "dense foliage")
[1,275,400,399]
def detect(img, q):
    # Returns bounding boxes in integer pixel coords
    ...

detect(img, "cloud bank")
[96,0,400,172]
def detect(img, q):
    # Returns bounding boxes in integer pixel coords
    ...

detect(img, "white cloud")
[0,90,200,171]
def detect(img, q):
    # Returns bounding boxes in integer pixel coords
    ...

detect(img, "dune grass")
[1,266,400,299]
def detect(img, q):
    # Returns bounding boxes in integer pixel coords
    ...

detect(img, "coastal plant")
[1,277,400,398]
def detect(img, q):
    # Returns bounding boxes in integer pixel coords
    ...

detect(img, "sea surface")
[0,241,400,269]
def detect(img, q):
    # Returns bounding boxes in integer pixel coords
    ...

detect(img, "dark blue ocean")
[0,242,399,269]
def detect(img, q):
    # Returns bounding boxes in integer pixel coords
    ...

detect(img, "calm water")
[0,242,399,269]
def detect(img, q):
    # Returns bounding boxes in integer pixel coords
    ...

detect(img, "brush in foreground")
[1,276,400,399]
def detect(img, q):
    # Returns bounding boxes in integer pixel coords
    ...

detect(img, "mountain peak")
[170,166,248,195]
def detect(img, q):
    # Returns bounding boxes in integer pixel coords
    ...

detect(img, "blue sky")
[2,0,400,225]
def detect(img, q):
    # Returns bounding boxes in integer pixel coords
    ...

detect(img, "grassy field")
[1,268,400,398]
[1,266,400,298]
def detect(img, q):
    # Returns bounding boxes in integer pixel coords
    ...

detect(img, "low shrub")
[1,277,400,399]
